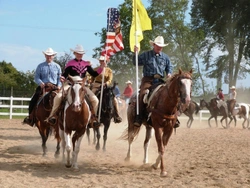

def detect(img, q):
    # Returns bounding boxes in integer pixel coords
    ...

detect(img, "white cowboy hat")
[70,44,85,54]
[149,36,168,47]
[230,86,236,89]
[126,80,132,84]
[99,55,109,61]
[42,48,57,56]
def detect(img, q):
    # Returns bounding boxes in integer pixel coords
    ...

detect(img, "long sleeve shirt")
[62,59,103,79]
[91,67,113,86]
[113,85,121,97]
[34,61,62,87]
[133,50,173,78]
[123,85,133,98]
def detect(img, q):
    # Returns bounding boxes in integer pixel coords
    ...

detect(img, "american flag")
[101,8,124,58]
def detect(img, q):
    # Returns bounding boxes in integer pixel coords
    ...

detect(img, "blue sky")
[0,0,130,72]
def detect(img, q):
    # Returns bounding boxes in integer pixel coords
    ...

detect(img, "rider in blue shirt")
[23,48,62,126]
[133,36,176,127]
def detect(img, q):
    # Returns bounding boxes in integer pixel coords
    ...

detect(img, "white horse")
[59,75,91,170]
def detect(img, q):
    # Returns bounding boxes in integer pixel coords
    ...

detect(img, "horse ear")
[189,69,193,74]
[178,68,182,74]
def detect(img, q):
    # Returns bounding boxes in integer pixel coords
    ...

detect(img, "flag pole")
[98,8,111,123]
[134,0,139,116]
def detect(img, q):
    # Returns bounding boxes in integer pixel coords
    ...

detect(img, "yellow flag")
[130,0,152,52]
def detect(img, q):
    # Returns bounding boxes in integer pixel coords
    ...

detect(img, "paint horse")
[59,75,91,170]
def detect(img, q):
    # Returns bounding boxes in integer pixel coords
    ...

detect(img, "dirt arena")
[1,117,250,188]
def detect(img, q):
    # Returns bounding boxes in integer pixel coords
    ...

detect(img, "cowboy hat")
[42,48,57,56]
[70,44,85,54]
[230,86,236,89]
[149,36,168,47]
[99,56,106,61]
[126,80,132,84]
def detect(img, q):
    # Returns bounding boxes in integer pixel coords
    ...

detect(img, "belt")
[144,74,162,79]
[94,81,102,84]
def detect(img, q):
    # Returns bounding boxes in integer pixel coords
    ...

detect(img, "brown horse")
[59,75,91,170]
[199,98,228,128]
[34,83,61,156]
[180,100,200,128]
[121,69,192,177]
[227,100,250,128]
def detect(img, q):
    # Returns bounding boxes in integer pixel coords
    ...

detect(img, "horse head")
[67,75,86,112]
[169,69,192,109]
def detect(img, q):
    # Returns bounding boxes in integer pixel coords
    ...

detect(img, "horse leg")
[220,117,227,129]
[188,117,194,128]
[143,126,154,164]
[186,118,190,128]
[39,127,49,156]
[208,116,213,128]
[242,116,246,129]
[124,126,140,162]
[86,126,91,145]
[102,121,111,152]
[54,126,61,158]
[59,129,66,162]
[158,125,174,177]
[65,132,72,168]
[151,127,168,176]
[93,128,96,145]
[71,133,84,171]
[95,127,101,151]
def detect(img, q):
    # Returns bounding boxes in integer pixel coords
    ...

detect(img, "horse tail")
[194,101,200,115]
[119,126,141,141]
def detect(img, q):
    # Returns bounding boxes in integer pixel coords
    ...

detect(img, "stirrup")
[174,119,180,128]
[134,115,142,127]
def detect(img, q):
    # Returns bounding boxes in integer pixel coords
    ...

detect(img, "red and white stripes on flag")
[101,8,124,58]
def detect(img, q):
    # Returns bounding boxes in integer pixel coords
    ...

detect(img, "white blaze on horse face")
[72,83,82,111]
[181,78,192,105]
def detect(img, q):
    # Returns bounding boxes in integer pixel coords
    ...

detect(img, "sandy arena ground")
[1,117,250,188]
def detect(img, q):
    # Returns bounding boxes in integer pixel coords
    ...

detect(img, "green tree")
[191,0,250,89]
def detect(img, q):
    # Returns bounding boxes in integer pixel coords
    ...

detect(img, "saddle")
[140,83,165,126]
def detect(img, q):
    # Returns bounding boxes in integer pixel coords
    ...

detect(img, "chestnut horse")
[59,75,91,170]
[121,69,192,177]
[200,98,228,128]
[34,83,61,157]
[86,84,116,151]
[227,100,249,128]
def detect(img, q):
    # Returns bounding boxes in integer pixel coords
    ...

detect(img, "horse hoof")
[124,157,130,162]
[160,171,168,177]
[72,166,80,172]
[151,164,157,170]
[95,145,100,151]
[65,164,72,168]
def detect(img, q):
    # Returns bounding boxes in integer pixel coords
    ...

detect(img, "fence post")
[10,96,13,119]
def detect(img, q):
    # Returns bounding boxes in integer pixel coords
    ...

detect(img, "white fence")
[0,96,30,119]
[0,96,211,121]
